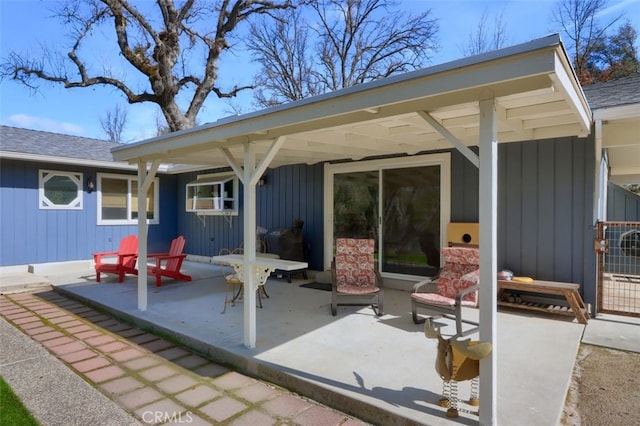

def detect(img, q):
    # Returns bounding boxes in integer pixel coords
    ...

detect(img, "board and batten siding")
[448,135,596,306]
[0,159,178,266]
[175,136,597,305]
[497,135,596,306]
[607,182,640,221]
[177,163,325,270]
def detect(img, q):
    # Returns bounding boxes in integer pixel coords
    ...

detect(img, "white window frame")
[39,170,83,210]
[323,153,451,276]
[97,172,160,225]
[186,172,239,216]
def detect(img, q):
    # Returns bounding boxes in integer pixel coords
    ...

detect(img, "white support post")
[243,143,258,348]
[137,162,148,312]
[594,119,606,222]
[478,98,498,426]
[219,138,285,348]
[136,160,160,312]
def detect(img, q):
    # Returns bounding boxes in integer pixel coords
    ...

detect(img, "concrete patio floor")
[41,261,584,425]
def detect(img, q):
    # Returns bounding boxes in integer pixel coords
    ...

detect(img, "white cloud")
[598,0,639,18]
[4,114,86,136]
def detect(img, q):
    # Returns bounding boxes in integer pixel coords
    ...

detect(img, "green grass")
[0,376,40,426]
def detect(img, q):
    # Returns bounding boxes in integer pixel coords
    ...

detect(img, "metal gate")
[595,221,640,317]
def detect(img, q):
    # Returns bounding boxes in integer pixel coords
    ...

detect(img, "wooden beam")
[417,111,479,168]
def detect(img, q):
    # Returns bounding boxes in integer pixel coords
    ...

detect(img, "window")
[97,173,159,225]
[186,173,239,215]
[39,170,82,210]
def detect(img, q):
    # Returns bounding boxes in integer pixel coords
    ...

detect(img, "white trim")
[593,103,640,121]
[594,119,606,222]
[417,111,479,168]
[323,153,451,275]
[2,151,138,170]
[0,151,178,173]
[96,172,160,225]
[478,98,498,425]
[38,169,83,210]
[110,35,590,172]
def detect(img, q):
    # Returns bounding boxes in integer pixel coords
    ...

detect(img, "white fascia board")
[0,151,132,170]
[549,52,592,135]
[112,37,565,164]
[610,173,640,185]
[593,103,640,121]
[162,163,226,174]
[0,151,172,173]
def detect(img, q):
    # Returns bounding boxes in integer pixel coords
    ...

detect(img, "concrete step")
[0,273,52,294]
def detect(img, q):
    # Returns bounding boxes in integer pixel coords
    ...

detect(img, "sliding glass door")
[381,165,441,276]
[334,171,379,240]
[327,154,449,278]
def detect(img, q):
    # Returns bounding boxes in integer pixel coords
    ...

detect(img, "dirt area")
[562,344,640,425]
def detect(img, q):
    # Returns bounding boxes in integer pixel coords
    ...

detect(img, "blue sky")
[1,0,639,142]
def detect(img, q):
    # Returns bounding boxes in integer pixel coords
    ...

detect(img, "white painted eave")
[112,34,592,170]
[593,103,640,121]
[0,151,149,171]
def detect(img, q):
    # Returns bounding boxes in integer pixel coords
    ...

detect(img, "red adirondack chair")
[93,235,139,283]
[147,236,192,287]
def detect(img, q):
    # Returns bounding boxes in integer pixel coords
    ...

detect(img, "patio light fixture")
[87,176,95,193]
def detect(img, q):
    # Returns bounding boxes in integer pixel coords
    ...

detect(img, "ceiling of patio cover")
[112,34,591,171]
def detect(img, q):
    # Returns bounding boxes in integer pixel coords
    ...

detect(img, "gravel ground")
[562,344,640,425]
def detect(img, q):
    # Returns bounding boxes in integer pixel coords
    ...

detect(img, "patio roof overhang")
[594,103,640,185]
[112,34,591,426]
[112,34,590,171]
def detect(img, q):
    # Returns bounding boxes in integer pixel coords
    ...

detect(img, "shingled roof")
[0,126,123,163]
[582,74,640,110]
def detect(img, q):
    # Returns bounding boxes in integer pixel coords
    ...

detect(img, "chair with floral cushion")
[411,246,480,337]
[331,238,383,316]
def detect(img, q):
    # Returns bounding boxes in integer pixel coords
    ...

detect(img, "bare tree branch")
[461,9,509,56]
[1,0,295,132]
[100,103,128,142]
[248,0,438,108]
[551,0,623,84]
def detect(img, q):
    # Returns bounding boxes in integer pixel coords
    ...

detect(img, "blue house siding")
[176,163,325,270]
[174,135,597,308]
[497,136,596,306]
[0,136,601,306]
[450,148,480,222]
[607,182,640,221]
[428,137,596,304]
[0,159,178,266]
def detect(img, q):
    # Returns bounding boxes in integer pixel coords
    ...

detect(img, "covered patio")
[111,34,591,425]
[47,262,584,425]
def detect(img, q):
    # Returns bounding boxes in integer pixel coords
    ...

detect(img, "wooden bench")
[497,279,589,324]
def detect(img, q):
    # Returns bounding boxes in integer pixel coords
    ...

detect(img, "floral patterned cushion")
[435,247,480,304]
[411,292,477,307]
[335,238,379,294]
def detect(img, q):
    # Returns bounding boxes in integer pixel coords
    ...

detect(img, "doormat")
[299,282,332,291]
